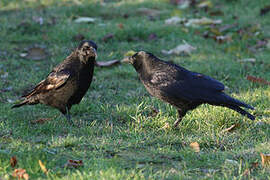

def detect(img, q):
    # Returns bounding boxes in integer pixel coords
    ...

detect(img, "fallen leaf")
[12,169,29,180]
[64,159,83,168]
[260,5,270,16]
[161,42,196,56]
[10,156,17,168]
[32,16,44,25]
[215,35,232,43]
[31,118,52,124]
[197,1,213,9]
[246,76,270,86]
[124,50,136,57]
[20,47,48,60]
[237,58,256,63]
[39,160,48,174]
[74,17,96,23]
[95,60,120,67]
[135,8,161,17]
[165,16,186,25]
[260,153,270,167]
[185,17,222,27]
[102,33,114,42]
[190,142,200,152]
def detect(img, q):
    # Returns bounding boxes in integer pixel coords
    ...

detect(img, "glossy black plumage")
[12,40,98,124]
[123,51,255,127]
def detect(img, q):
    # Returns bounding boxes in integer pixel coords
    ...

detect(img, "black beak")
[90,47,97,58]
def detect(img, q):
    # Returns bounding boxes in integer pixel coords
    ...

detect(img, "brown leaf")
[39,160,48,174]
[10,156,17,168]
[95,60,120,67]
[12,168,29,180]
[260,153,270,167]
[190,142,200,152]
[20,47,48,60]
[260,5,270,16]
[246,76,270,86]
[31,118,52,124]
[64,159,83,168]
[102,33,114,42]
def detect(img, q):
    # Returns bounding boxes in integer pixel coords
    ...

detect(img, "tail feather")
[221,93,254,110]
[226,104,255,120]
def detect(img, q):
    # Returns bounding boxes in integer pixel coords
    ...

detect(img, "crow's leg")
[173,109,187,128]
[65,106,74,126]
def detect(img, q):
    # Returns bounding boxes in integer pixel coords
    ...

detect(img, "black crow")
[12,40,98,125]
[122,51,255,127]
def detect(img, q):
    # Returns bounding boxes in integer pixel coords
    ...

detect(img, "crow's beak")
[121,56,132,64]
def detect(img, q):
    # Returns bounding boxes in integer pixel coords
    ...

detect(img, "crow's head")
[122,51,155,72]
[77,40,97,63]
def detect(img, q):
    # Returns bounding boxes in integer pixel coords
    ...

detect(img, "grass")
[0,0,270,179]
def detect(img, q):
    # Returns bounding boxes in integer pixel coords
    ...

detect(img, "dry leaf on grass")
[260,153,270,167]
[190,142,200,152]
[162,42,196,56]
[197,1,213,9]
[95,60,120,67]
[20,47,48,60]
[64,159,83,168]
[12,168,29,180]
[74,17,96,23]
[39,160,48,174]
[10,156,17,168]
[185,17,222,27]
[135,8,162,17]
[246,76,270,86]
[31,118,52,124]
[165,16,185,25]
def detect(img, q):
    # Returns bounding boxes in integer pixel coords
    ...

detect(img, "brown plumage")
[12,40,98,124]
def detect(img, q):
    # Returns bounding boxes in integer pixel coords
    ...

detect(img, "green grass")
[0,0,270,179]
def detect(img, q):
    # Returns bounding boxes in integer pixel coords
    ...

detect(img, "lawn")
[0,0,270,179]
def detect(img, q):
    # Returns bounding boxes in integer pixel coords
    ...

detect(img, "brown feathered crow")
[12,40,98,125]
[123,51,255,127]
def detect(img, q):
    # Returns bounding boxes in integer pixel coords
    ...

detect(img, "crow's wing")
[150,69,225,102]
[23,69,73,98]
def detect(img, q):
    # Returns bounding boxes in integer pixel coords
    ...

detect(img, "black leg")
[173,109,187,128]
[65,106,74,126]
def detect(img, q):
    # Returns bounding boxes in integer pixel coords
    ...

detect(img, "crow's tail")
[226,104,255,120]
